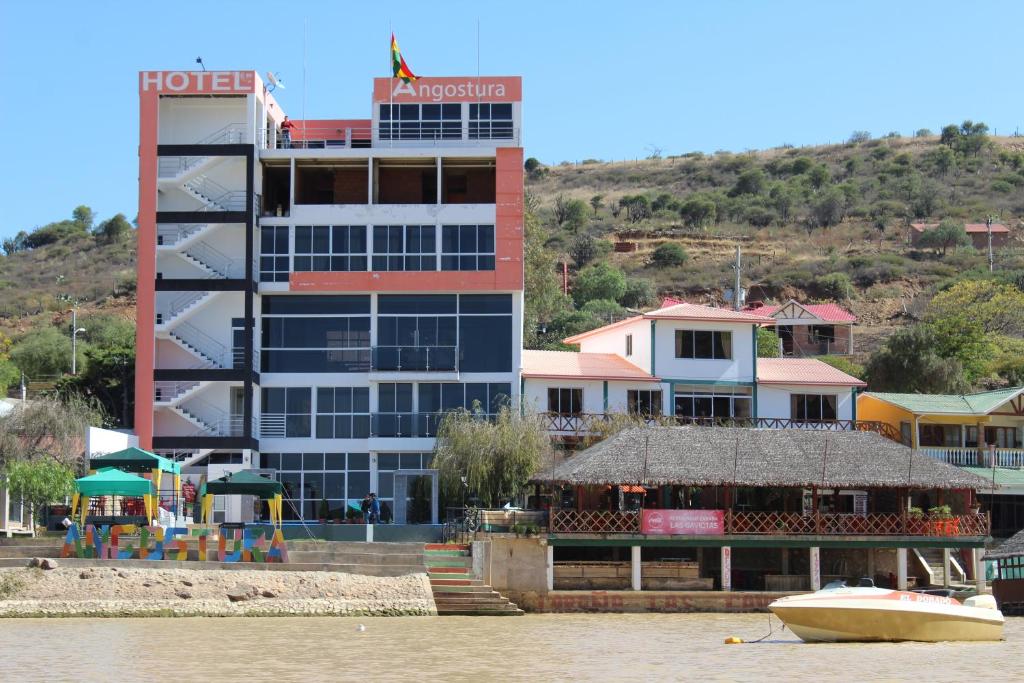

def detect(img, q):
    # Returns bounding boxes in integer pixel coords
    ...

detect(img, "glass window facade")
[260,226,290,282]
[263,452,369,521]
[261,387,312,437]
[675,330,733,360]
[627,390,662,417]
[674,386,752,420]
[469,103,513,140]
[375,381,512,437]
[379,103,461,141]
[790,394,838,421]
[315,387,371,438]
[294,225,367,272]
[440,225,495,271]
[548,388,582,415]
[261,295,371,373]
[372,225,436,271]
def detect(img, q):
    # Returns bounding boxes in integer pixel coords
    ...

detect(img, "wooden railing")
[541,414,902,443]
[550,510,641,534]
[549,509,989,537]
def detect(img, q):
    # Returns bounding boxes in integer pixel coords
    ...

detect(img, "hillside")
[525,129,1024,358]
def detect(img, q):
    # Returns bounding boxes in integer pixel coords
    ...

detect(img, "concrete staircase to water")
[914,547,969,588]
[425,544,523,616]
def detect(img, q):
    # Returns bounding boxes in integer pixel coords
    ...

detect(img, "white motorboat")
[768,582,1004,642]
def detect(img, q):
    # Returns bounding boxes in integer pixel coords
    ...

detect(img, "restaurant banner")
[641,509,725,535]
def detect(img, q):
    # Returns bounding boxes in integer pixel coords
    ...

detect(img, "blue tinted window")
[460,294,512,314]
[378,295,457,314]
[262,295,370,315]
[459,316,512,371]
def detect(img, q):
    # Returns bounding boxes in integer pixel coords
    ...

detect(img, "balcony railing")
[371,346,458,372]
[541,413,902,442]
[371,412,445,438]
[548,509,990,537]
[922,447,1024,469]
[259,125,521,150]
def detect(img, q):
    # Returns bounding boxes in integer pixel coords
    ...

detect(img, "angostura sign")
[373,76,521,103]
[140,71,256,94]
[641,509,725,535]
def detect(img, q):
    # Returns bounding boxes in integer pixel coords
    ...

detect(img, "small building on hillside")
[744,300,856,356]
[533,426,992,593]
[986,529,1024,615]
[910,222,1011,251]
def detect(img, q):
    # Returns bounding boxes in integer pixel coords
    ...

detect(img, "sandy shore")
[0,566,435,617]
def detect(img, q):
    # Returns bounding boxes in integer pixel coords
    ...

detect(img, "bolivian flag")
[391,33,418,83]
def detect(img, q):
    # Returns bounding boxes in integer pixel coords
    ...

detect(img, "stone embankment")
[0,564,435,617]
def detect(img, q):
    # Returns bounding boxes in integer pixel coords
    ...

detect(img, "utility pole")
[986,215,995,273]
[732,246,742,311]
[70,308,86,376]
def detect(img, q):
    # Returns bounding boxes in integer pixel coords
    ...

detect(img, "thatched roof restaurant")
[534,426,991,490]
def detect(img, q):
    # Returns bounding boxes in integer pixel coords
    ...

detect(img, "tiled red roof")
[646,302,774,324]
[521,350,659,382]
[757,358,866,387]
[660,297,686,308]
[563,315,645,344]
[745,301,856,323]
[910,222,1009,234]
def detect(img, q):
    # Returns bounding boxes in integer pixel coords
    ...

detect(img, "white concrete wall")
[757,385,856,420]
[85,426,138,457]
[576,318,652,374]
[158,98,249,144]
[654,320,756,382]
[155,339,201,370]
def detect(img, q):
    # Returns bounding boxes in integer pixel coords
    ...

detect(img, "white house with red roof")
[521,301,865,440]
[744,299,856,356]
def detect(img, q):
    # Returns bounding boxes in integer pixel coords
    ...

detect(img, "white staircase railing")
[153,380,202,405]
[182,240,244,279]
[157,223,207,247]
[183,175,246,212]
[156,291,211,326]
[157,123,248,179]
[168,322,231,368]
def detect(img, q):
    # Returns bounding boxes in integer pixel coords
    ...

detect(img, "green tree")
[95,213,132,243]
[757,327,782,357]
[524,157,541,173]
[651,242,688,268]
[817,355,865,380]
[572,262,627,307]
[555,195,588,233]
[523,213,570,348]
[1,231,28,255]
[808,165,831,189]
[815,272,853,300]
[848,130,871,144]
[54,315,136,427]
[10,327,77,378]
[917,219,970,255]
[925,280,1024,335]
[865,326,969,393]
[989,336,1024,386]
[72,205,95,231]
[568,233,609,268]
[619,278,655,308]
[539,309,604,347]
[0,332,19,396]
[431,406,552,508]
[924,314,992,385]
[956,120,989,156]
[940,124,960,148]
[581,298,626,322]
[730,169,767,196]
[0,396,100,468]
[809,187,846,227]
[678,195,717,229]
[620,195,652,223]
[589,194,604,215]
[3,459,76,518]
[914,128,933,138]
[769,184,799,223]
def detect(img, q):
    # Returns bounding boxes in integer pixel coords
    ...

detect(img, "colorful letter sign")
[641,509,725,535]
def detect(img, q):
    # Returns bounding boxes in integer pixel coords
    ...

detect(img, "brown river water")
[0,614,1019,682]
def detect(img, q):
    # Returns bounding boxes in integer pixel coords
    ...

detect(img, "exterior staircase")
[425,544,524,616]
[914,547,968,587]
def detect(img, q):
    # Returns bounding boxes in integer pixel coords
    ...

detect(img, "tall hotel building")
[136,71,524,523]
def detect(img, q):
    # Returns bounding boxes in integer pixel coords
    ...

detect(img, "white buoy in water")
[356,624,366,632]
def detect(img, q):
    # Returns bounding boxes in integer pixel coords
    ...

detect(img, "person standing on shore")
[369,493,381,525]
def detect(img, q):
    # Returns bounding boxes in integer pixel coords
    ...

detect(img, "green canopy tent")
[71,468,156,524]
[201,471,284,527]
[90,447,181,516]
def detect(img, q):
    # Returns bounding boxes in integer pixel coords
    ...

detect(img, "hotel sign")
[140,71,256,94]
[641,509,725,535]
[373,76,521,103]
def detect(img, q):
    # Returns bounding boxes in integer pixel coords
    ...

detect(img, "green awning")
[90,447,181,475]
[204,471,283,499]
[76,468,155,497]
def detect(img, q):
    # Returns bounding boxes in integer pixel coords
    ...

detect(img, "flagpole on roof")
[389,21,393,149]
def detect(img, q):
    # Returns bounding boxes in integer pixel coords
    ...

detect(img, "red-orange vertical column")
[134,79,158,447]
[494,147,525,291]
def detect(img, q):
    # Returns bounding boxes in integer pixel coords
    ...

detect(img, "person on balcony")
[280,116,296,148]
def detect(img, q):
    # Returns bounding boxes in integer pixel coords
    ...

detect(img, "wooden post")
[809,546,821,591]
[897,548,908,590]
[546,544,554,592]
[721,546,732,591]
[631,545,642,591]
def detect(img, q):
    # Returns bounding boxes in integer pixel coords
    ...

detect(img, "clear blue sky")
[1,0,1021,240]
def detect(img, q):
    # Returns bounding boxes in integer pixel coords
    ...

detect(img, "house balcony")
[541,414,902,443]
[922,447,1024,469]
[371,346,458,373]
[548,509,990,538]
